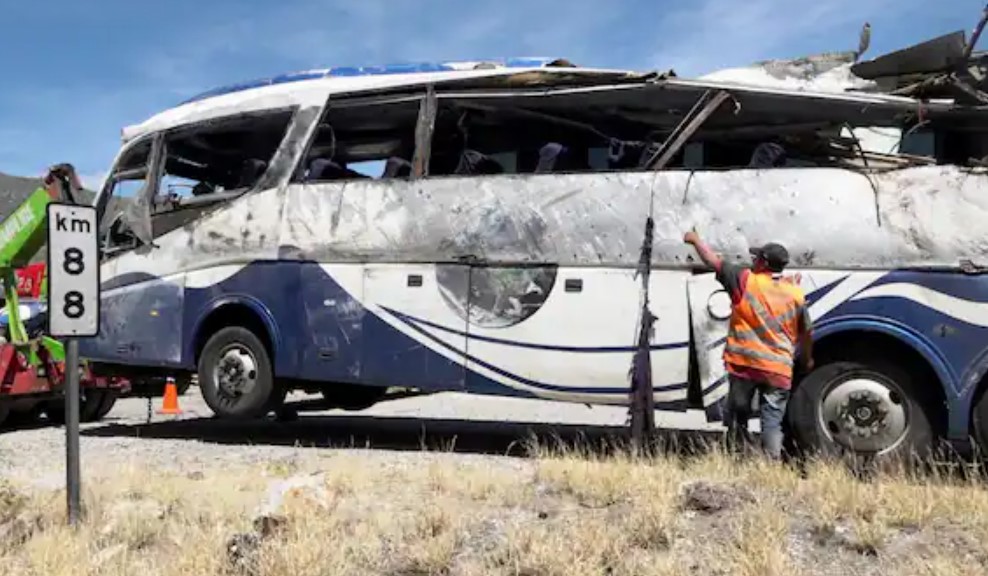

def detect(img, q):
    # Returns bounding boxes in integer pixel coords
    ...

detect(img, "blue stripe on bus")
[383,306,689,353]
[389,305,689,396]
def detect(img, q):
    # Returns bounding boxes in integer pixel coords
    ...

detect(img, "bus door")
[687,272,733,412]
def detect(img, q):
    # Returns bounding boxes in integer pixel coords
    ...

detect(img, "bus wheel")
[198,327,274,420]
[971,384,988,456]
[787,360,934,461]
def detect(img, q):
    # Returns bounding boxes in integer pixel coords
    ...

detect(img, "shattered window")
[427,81,950,173]
[99,138,152,257]
[427,104,602,176]
[298,96,422,183]
[149,110,293,237]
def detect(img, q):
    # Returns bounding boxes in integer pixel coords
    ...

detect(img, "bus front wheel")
[787,360,935,461]
[198,326,275,420]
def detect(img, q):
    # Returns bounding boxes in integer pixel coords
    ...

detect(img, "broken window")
[150,109,294,238]
[423,78,967,174]
[296,94,423,183]
[426,98,620,176]
[98,137,154,259]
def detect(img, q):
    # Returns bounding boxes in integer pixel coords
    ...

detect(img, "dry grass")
[0,446,987,576]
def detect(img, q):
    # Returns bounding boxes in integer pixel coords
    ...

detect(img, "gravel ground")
[0,387,725,490]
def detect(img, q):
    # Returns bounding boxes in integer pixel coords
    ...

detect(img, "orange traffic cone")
[158,377,183,415]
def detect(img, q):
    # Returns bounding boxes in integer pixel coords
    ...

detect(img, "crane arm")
[0,164,82,345]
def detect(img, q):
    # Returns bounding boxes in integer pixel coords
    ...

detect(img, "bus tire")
[787,360,935,462]
[198,326,275,420]
[971,384,988,456]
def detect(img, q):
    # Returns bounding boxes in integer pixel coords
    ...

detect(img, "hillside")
[0,171,98,264]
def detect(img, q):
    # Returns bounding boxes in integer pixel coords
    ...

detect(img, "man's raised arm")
[683,230,724,272]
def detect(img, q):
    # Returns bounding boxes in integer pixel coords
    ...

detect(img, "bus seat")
[306,158,367,181]
[237,159,268,189]
[454,149,504,175]
[535,142,589,173]
[190,181,215,196]
[749,142,787,168]
[383,157,413,178]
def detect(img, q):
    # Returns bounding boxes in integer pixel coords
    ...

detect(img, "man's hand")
[684,228,723,270]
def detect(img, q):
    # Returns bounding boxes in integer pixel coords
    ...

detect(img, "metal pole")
[65,338,81,525]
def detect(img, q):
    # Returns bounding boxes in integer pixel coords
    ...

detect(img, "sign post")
[46,202,99,526]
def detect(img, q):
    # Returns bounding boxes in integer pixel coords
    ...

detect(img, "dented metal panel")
[101,164,988,289]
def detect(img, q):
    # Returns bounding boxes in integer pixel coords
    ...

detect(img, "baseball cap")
[749,242,789,272]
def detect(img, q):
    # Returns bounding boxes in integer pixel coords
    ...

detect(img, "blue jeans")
[726,374,790,460]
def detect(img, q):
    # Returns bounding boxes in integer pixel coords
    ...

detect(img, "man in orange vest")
[684,230,814,459]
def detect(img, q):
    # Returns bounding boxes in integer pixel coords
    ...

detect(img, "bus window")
[297,95,422,183]
[427,103,598,176]
[150,110,294,238]
[99,138,153,259]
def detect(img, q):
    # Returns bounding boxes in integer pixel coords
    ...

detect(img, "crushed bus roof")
[120,61,642,143]
[119,44,988,147]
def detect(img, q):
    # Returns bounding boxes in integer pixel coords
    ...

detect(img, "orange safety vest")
[723,272,805,381]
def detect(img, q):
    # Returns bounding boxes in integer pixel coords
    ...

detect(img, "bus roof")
[119,54,978,147]
[181,58,572,104]
[120,58,638,143]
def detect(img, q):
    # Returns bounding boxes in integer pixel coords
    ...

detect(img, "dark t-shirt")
[715,261,810,389]
[716,261,750,306]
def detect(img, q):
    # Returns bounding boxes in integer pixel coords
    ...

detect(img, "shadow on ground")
[80,399,722,459]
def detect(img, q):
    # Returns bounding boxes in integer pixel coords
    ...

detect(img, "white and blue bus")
[80,56,988,461]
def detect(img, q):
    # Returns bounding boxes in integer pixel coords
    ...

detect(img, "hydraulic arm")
[0,164,82,362]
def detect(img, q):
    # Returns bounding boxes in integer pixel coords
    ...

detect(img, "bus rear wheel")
[198,326,275,420]
[971,385,988,456]
[787,360,935,462]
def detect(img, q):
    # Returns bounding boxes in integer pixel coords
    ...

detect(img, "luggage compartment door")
[687,272,733,409]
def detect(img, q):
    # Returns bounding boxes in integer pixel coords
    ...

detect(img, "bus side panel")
[812,270,988,440]
[80,262,185,368]
[359,263,467,392]
[183,261,304,378]
[296,263,365,384]
[462,266,691,407]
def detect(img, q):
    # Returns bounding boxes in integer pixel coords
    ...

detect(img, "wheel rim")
[213,344,258,399]
[817,375,910,455]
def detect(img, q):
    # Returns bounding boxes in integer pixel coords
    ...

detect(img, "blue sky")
[0,0,984,188]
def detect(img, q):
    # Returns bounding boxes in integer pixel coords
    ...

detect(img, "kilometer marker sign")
[47,203,99,337]
[46,201,100,527]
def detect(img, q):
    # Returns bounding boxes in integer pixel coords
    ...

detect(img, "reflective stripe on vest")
[723,272,804,379]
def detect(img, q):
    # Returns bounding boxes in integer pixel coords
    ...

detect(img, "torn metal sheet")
[700,53,877,95]
[851,31,968,80]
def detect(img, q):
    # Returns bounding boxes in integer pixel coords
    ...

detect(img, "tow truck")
[0,164,129,426]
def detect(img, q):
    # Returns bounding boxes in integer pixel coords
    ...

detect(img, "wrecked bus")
[81,48,988,460]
